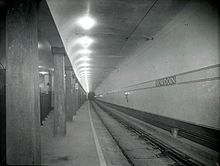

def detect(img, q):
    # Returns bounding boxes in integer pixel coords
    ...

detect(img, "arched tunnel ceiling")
[38,0,73,75]
[46,0,188,92]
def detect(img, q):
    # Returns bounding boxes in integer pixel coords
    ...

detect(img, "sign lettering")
[155,76,176,87]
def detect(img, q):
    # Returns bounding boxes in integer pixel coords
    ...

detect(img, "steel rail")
[91,102,135,166]
[93,101,205,166]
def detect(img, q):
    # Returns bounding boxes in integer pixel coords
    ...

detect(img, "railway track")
[91,101,205,166]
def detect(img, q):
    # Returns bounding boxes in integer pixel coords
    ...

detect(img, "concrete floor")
[41,102,130,166]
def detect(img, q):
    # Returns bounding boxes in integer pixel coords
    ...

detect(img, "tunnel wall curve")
[95,1,220,130]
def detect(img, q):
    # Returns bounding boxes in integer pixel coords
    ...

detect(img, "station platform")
[41,101,130,166]
[40,101,219,166]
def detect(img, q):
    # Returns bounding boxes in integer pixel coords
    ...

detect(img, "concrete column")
[6,0,41,165]
[39,73,49,93]
[79,87,82,106]
[0,1,6,67]
[52,47,66,136]
[78,86,81,107]
[80,88,82,105]
[65,70,74,121]
[44,74,49,94]
[49,70,54,109]
[74,81,79,110]
[78,85,81,108]
[72,77,77,116]
[0,2,6,164]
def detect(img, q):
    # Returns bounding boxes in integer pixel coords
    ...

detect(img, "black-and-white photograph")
[0,0,219,165]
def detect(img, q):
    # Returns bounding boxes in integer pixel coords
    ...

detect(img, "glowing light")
[124,92,130,95]
[83,76,91,78]
[82,62,90,67]
[80,56,90,61]
[39,71,48,75]
[78,49,92,55]
[77,16,95,30]
[38,42,43,49]
[75,56,91,63]
[81,74,91,77]
[80,71,92,75]
[78,68,90,72]
[81,69,89,72]
[79,36,93,48]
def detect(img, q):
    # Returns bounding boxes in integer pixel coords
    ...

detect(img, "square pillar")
[72,77,78,115]
[6,0,41,164]
[52,47,66,136]
[65,69,75,121]
[44,74,50,94]
[0,1,6,165]
[72,76,76,116]
[49,70,54,109]
[74,81,80,110]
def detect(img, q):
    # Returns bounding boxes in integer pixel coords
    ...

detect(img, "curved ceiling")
[46,0,188,92]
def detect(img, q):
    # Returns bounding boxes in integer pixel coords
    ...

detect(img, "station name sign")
[155,76,176,87]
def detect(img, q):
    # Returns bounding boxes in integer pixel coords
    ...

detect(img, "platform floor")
[41,101,130,166]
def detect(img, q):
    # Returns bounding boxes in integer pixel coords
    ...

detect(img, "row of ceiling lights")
[76,15,96,92]
[38,16,96,92]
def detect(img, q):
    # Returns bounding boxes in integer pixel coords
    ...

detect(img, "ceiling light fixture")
[81,72,92,76]
[78,67,90,72]
[78,49,92,55]
[82,62,90,67]
[80,56,90,61]
[39,71,48,75]
[79,36,93,48]
[77,16,95,30]
[80,70,92,74]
